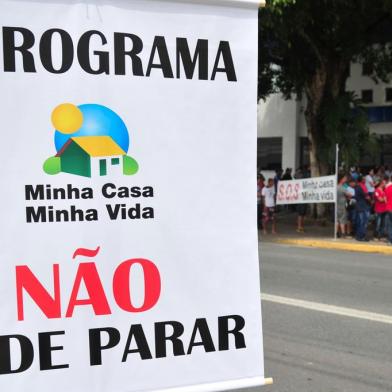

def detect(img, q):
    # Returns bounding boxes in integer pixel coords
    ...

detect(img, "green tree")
[259,0,392,175]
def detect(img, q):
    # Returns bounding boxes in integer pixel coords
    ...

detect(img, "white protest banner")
[0,0,265,391]
[276,175,337,205]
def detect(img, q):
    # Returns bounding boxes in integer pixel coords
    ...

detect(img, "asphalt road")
[242,243,392,392]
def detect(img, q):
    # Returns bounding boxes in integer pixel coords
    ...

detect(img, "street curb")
[276,238,392,255]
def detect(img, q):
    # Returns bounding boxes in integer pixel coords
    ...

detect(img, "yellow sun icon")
[51,103,83,134]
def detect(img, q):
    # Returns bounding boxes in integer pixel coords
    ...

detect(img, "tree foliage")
[321,93,379,166]
[259,0,392,171]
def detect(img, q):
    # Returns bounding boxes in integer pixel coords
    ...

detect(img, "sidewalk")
[260,211,392,255]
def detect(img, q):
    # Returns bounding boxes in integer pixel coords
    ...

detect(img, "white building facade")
[257,63,392,174]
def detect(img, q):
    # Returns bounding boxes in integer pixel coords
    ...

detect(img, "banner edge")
[147,376,269,392]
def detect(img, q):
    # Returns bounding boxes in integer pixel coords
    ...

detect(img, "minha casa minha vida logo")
[22,103,155,224]
[43,103,138,177]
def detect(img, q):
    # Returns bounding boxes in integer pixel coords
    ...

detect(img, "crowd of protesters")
[257,166,311,234]
[258,165,392,243]
[336,166,392,242]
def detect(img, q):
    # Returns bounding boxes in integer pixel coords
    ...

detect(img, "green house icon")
[56,135,126,178]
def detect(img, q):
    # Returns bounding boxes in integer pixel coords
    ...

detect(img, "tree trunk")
[307,124,329,219]
[306,113,329,219]
[306,114,329,177]
[303,59,348,219]
[304,66,328,218]
[300,56,351,220]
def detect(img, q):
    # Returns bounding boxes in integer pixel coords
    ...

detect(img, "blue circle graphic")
[54,104,130,153]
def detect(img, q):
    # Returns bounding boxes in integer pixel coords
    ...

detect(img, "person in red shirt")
[374,178,387,240]
[384,176,392,243]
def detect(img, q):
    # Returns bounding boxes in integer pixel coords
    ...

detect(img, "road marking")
[261,293,392,325]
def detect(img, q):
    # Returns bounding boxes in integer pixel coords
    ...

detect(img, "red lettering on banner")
[286,184,292,200]
[113,259,161,313]
[279,182,301,202]
[15,247,161,320]
[72,246,100,259]
[278,183,285,201]
[65,262,111,317]
[294,183,300,200]
[16,264,61,321]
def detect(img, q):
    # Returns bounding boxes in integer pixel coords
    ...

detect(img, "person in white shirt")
[262,178,277,234]
[365,169,375,196]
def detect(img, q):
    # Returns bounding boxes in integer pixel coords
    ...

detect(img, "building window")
[366,106,392,123]
[386,88,392,102]
[361,89,373,104]
[111,157,120,165]
[257,137,282,171]
[362,62,373,76]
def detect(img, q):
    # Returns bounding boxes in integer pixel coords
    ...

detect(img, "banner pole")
[153,377,274,391]
[264,378,274,385]
[334,144,339,240]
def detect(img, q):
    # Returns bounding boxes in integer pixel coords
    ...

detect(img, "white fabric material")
[0,1,263,391]
[277,175,337,205]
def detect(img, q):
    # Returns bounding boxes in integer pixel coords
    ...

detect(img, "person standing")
[302,165,311,178]
[262,178,277,235]
[359,174,372,220]
[384,176,392,244]
[345,177,357,237]
[294,167,307,233]
[354,175,370,241]
[350,166,359,181]
[273,169,282,211]
[281,168,293,181]
[273,168,282,190]
[257,174,265,229]
[336,173,349,238]
[365,169,376,199]
[374,177,387,240]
